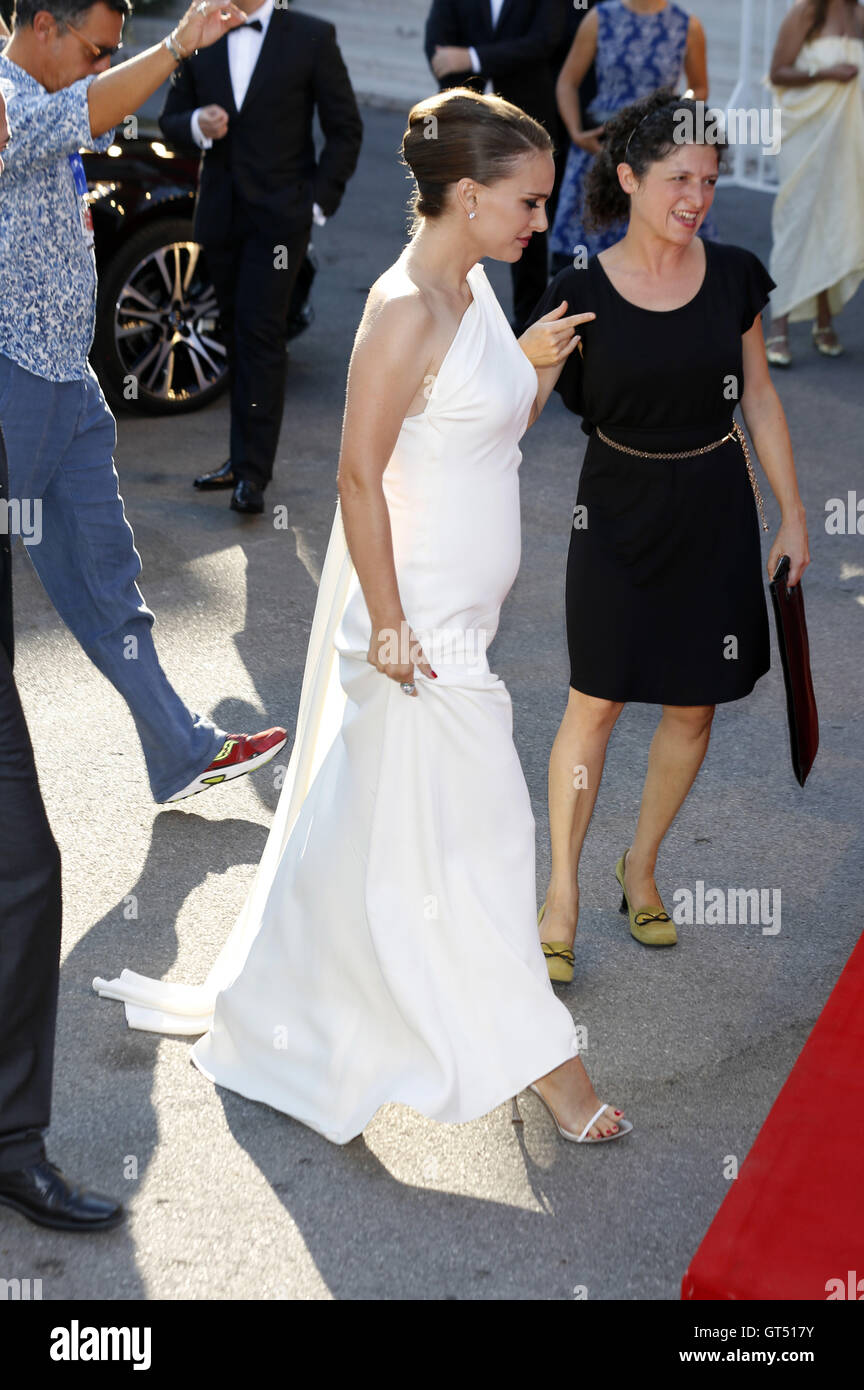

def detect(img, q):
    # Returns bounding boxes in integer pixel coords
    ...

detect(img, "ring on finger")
[400,681,416,695]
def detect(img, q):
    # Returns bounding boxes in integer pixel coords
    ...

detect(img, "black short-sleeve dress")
[528,239,776,705]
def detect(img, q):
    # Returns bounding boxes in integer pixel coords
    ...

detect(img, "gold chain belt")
[595,421,769,532]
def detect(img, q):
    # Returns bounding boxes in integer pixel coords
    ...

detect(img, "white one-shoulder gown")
[94,260,581,1144]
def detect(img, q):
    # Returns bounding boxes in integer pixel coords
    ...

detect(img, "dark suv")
[84,128,316,415]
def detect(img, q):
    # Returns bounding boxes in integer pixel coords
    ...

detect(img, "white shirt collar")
[231,0,274,36]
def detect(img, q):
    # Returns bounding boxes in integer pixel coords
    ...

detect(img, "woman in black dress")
[524,89,810,973]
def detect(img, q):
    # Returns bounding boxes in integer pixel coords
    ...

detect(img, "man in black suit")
[424,0,568,334]
[161,1,362,514]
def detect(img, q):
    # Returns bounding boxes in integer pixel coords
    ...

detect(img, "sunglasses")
[64,20,124,61]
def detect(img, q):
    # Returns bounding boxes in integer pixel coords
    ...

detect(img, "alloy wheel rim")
[113,241,227,404]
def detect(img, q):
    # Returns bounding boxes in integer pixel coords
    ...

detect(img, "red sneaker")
[164,728,288,803]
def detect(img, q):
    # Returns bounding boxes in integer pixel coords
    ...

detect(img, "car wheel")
[92,217,229,415]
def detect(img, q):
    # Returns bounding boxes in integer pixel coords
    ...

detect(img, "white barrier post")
[725,0,795,192]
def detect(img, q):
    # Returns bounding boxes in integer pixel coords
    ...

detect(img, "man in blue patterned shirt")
[1,78,126,1238]
[0,0,287,810]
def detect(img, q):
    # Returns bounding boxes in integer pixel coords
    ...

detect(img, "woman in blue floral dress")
[551,0,712,268]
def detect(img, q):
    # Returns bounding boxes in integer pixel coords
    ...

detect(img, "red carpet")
[682,931,864,1300]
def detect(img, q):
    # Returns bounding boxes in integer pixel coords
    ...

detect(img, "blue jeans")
[0,353,225,801]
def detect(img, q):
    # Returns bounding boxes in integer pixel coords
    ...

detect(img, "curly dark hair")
[583,88,728,231]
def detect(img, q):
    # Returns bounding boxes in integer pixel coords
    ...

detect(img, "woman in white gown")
[94,88,632,1147]
[765,0,864,364]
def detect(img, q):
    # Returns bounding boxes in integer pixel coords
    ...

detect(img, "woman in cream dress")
[766,0,864,364]
[94,90,633,1148]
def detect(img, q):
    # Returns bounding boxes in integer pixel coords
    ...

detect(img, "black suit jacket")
[160,8,363,243]
[424,0,568,131]
[0,428,13,669]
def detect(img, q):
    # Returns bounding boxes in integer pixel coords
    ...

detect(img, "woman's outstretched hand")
[367,619,436,696]
[518,302,596,369]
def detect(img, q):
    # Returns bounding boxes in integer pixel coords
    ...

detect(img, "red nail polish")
[430,669,438,678]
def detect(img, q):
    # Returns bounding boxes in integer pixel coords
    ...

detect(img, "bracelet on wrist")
[163,28,189,62]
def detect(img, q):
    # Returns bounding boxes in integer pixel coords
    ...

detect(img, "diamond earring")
[468,210,476,220]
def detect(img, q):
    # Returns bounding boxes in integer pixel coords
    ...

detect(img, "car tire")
[92,217,230,416]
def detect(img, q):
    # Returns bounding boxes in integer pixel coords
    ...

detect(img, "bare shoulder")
[570,6,598,51]
[781,1,818,37]
[580,7,599,37]
[356,265,436,355]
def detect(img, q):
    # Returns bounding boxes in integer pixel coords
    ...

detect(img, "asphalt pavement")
[2,103,862,1301]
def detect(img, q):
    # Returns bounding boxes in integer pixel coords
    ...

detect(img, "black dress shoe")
[194,459,236,490]
[0,1159,124,1232]
[230,480,265,514]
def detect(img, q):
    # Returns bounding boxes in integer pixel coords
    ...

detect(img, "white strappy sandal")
[812,324,844,357]
[765,335,792,367]
[510,1086,634,1143]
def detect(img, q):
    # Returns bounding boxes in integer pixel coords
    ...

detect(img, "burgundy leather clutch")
[769,555,819,786]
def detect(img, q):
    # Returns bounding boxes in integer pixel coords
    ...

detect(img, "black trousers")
[203,214,312,491]
[0,641,62,1173]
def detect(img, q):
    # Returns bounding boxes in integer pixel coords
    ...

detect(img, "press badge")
[67,151,94,248]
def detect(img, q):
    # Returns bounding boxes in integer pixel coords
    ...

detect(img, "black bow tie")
[244,18,263,30]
